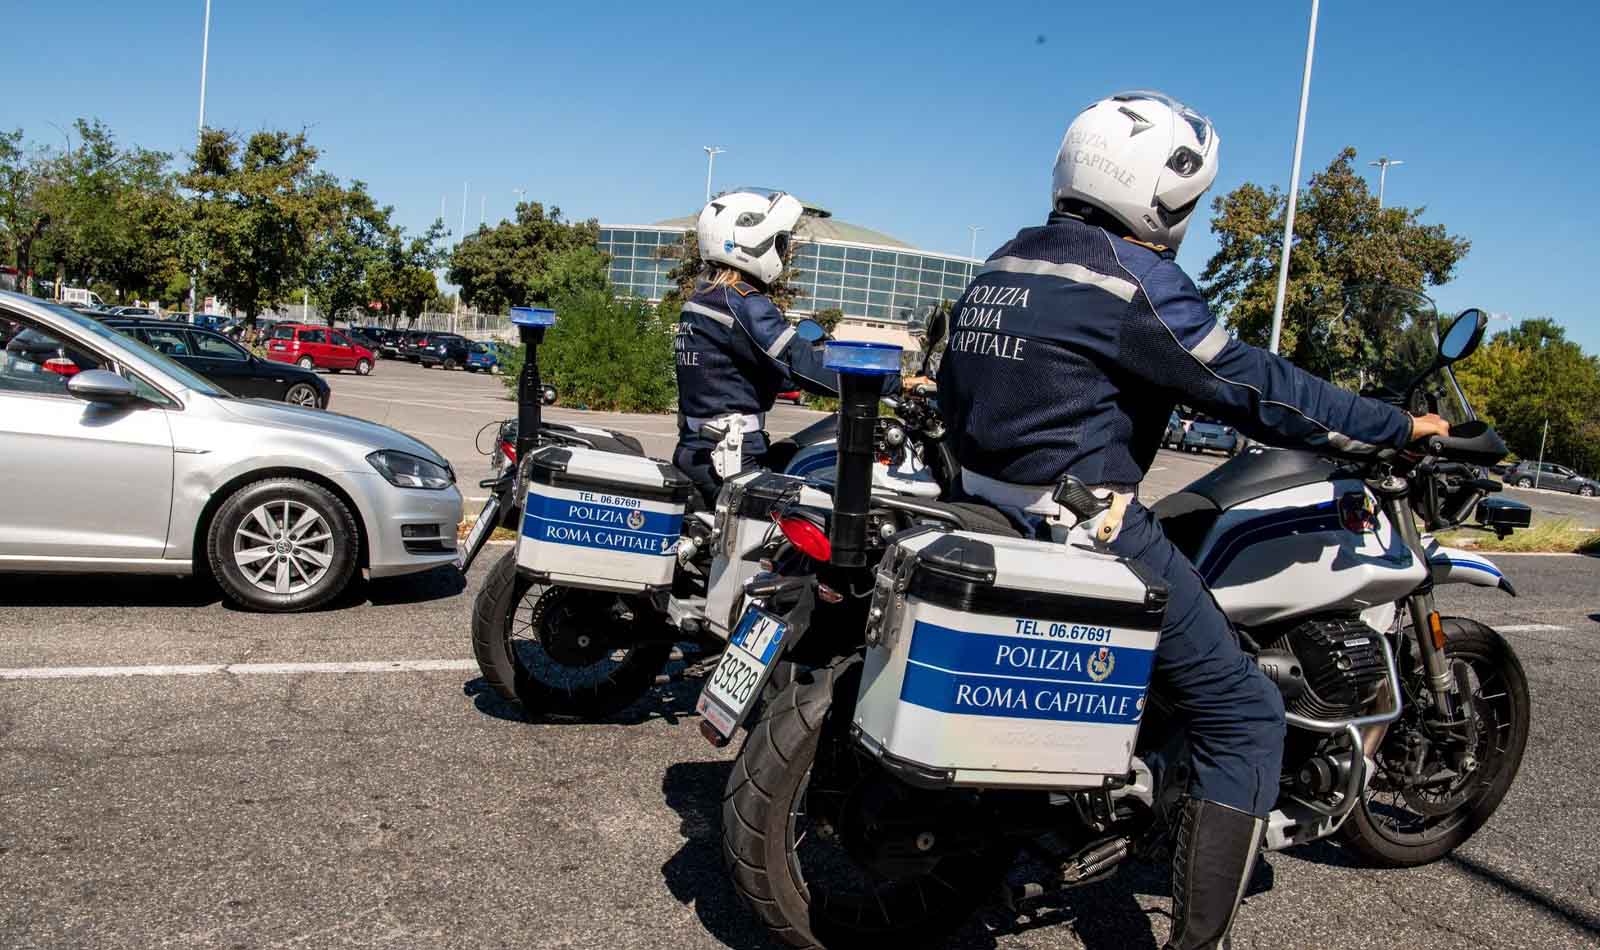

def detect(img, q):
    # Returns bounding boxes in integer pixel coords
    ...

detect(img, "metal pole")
[703,146,724,203]
[459,182,468,242]
[1369,157,1404,208]
[479,195,486,227]
[1267,0,1320,356]
[968,225,983,263]
[1535,417,1548,489]
[190,0,212,319]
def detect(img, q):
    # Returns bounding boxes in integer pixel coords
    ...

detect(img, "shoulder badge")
[732,281,758,297]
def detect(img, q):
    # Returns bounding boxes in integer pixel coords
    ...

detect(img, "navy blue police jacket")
[936,214,1414,489]
[675,278,894,436]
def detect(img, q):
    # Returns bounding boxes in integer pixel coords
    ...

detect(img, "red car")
[264,324,375,375]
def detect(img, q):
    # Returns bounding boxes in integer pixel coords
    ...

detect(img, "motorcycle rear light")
[778,516,831,561]
[43,357,79,376]
[498,440,517,462]
[699,719,731,748]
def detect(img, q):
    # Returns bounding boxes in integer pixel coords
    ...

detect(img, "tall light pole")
[702,146,725,203]
[968,225,984,264]
[190,0,212,317]
[512,187,527,213]
[1268,0,1321,356]
[1369,156,1405,207]
[479,194,486,227]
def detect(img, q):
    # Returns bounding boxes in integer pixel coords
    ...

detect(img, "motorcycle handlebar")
[1412,420,1507,467]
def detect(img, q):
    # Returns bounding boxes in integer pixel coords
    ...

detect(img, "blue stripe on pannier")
[906,621,1153,690]
[899,661,1147,725]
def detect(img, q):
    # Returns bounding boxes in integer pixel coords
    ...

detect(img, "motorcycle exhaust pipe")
[509,307,557,464]
[823,343,902,568]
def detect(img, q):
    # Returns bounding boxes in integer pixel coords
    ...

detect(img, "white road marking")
[0,659,479,681]
[1496,624,1570,633]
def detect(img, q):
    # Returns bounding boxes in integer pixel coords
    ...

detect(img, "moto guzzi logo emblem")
[1087,647,1115,683]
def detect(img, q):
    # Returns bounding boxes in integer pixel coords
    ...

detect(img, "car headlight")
[367,450,454,490]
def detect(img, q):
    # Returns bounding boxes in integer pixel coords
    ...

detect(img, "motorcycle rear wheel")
[722,656,1014,949]
[1339,618,1529,867]
[471,550,671,719]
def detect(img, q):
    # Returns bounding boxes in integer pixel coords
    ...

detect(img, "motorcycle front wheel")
[1340,618,1530,867]
[722,655,1015,949]
[471,550,671,719]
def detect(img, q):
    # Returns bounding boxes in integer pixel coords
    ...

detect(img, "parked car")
[370,328,410,360]
[1181,419,1239,455]
[1163,411,1187,448]
[465,341,501,373]
[393,330,430,361]
[0,291,462,610]
[264,323,375,374]
[1505,460,1598,497]
[103,317,331,409]
[107,306,160,318]
[417,333,473,370]
[775,389,805,405]
[345,329,384,358]
[59,287,106,308]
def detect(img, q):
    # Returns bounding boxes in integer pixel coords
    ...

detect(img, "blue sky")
[9,1,1599,350]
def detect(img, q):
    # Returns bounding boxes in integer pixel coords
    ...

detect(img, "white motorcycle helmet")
[1051,90,1220,250]
[696,189,805,286]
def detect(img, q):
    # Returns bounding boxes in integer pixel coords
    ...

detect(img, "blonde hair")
[706,267,745,289]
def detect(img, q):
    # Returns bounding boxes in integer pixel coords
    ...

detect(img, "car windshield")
[1301,284,1475,426]
[35,301,228,397]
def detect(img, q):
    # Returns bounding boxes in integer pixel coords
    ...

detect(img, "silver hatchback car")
[0,292,462,611]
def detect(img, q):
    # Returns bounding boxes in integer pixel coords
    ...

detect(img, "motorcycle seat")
[875,497,1022,538]
[1150,491,1219,563]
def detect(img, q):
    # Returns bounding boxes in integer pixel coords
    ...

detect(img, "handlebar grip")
[1417,421,1508,466]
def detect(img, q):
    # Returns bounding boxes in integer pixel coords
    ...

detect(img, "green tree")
[447,201,606,313]
[813,307,844,334]
[182,128,319,325]
[0,128,48,294]
[21,120,181,303]
[303,176,393,324]
[1456,318,1600,476]
[500,289,676,412]
[1200,147,1470,375]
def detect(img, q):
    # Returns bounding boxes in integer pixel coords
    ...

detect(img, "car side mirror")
[1439,308,1487,364]
[67,369,140,405]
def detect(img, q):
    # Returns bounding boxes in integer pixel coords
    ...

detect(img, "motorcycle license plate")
[697,607,788,740]
[456,494,501,572]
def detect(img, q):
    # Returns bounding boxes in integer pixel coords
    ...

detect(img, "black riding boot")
[1165,798,1266,950]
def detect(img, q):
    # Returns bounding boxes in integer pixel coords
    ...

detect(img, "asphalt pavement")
[2,358,1598,949]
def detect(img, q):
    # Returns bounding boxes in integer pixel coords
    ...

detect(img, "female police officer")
[673,189,902,505]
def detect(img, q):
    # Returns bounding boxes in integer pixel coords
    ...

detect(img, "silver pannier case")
[853,530,1168,789]
[517,446,693,593]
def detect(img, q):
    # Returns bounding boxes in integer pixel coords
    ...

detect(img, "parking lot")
[3,359,1598,949]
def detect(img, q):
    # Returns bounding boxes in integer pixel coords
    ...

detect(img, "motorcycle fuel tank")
[1196,480,1427,627]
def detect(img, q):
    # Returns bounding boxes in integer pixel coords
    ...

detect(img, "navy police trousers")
[1108,502,1285,817]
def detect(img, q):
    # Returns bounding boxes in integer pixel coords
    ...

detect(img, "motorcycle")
[697,290,1532,947]
[466,312,957,719]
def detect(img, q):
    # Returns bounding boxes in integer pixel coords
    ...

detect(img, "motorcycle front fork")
[1380,484,1463,723]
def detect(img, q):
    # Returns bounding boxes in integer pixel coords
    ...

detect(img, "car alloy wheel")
[443,357,458,371]
[1582,485,1596,497]
[1516,478,1533,488]
[356,359,371,376]
[232,500,334,595]
[285,383,321,408]
[297,356,315,370]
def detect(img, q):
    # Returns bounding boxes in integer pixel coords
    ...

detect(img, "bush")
[499,289,676,413]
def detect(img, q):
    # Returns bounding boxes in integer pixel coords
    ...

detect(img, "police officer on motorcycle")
[674,189,903,505]
[937,91,1450,949]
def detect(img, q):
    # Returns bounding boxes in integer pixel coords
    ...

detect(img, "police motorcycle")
[693,294,1531,947]
[466,312,955,719]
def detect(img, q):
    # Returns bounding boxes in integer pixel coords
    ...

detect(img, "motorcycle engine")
[1256,617,1387,721]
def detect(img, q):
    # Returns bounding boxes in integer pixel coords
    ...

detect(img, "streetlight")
[968,225,984,263]
[1268,0,1321,356]
[190,0,212,318]
[1368,157,1405,207]
[512,187,527,212]
[702,146,725,203]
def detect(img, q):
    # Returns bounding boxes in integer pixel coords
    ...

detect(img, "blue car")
[465,341,501,373]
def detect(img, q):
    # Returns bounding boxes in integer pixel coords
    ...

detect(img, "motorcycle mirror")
[1439,308,1487,364]
[793,319,828,344]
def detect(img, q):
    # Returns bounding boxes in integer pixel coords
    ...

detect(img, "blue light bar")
[823,341,901,377]
[510,307,557,327]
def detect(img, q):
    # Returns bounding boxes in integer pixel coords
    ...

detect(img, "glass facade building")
[598,217,979,327]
